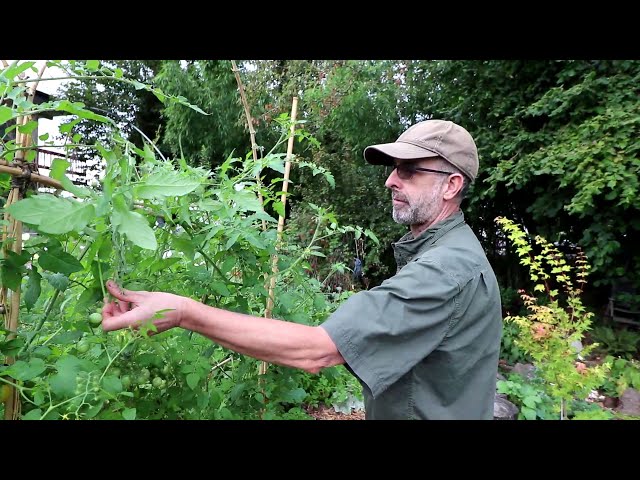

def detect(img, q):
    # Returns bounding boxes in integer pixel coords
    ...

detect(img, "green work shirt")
[321,211,502,419]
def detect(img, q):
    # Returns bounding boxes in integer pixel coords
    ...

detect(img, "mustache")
[392,192,408,203]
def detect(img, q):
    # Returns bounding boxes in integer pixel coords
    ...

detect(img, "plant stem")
[98,334,136,383]
[0,377,38,406]
[98,261,107,299]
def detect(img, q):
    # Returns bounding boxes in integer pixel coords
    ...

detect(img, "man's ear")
[442,174,464,201]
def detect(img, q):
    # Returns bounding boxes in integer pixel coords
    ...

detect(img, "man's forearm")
[181,298,344,373]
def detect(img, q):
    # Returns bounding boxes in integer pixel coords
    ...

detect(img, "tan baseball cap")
[363,119,479,182]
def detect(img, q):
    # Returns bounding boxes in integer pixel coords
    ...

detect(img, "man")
[102,119,503,420]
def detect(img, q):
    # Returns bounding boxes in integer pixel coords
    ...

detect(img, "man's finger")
[117,300,130,314]
[106,280,138,302]
[102,301,118,319]
[101,308,150,332]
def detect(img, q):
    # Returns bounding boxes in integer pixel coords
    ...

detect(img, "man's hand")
[102,280,189,334]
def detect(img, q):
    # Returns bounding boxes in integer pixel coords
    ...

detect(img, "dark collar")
[392,211,466,269]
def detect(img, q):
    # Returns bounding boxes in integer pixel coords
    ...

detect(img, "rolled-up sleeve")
[320,258,459,398]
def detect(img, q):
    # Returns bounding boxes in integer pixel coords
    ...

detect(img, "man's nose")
[385,167,401,190]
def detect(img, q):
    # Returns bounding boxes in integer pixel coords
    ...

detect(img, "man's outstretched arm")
[101,280,344,374]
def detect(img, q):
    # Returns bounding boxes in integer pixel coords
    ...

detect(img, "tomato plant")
[0,60,371,420]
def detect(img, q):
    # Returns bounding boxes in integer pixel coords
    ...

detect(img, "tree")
[56,60,166,171]
[156,60,247,171]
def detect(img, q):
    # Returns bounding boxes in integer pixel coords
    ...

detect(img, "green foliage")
[405,60,640,299]
[496,216,611,419]
[570,401,615,420]
[497,363,615,420]
[300,364,362,409]
[242,60,407,285]
[599,356,640,397]
[55,60,167,165]
[614,290,640,311]
[497,374,556,420]
[590,325,640,360]
[500,322,530,365]
[156,60,247,171]
[499,286,530,365]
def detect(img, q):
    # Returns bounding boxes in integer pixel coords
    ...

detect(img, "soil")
[304,404,365,420]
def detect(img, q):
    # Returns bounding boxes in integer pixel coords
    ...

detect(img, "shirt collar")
[392,211,466,269]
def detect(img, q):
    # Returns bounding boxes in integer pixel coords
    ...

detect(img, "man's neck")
[410,206,460,238]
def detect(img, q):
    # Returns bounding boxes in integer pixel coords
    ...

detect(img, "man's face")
[384,159,450,227]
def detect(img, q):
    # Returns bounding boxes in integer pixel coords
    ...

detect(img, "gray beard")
[392,190,441,226]
[392,205,418,224]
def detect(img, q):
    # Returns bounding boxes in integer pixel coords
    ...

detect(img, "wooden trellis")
[230,61,299,377]
[1,62,67,419]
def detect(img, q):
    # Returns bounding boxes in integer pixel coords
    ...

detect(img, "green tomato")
[121,375,132,389]
[77,341,90,354]
[89,312,102,326]
[140,368,150,380]
[152,376,163,388]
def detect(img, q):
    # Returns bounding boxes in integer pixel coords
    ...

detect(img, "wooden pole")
[230,60,267,233]
[0,162,63,190]
[1,62,47,419]
[260,96,298,375]
[2,186,24,420]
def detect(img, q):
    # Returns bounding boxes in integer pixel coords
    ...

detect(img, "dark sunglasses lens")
[395,165,412,180]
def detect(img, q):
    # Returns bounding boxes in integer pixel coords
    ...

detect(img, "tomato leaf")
[122,408,136,420]
[9,195,95,234]
[101,375,122,395]
[1,254,26,291]
[6,194,59,226]
[4,358,46,381]
[22,409,42,420]
[48,370,77,397]
[39,201,95,234]
[281,387,307,403]
[134,171,200,200]
[24,267,42,311]
[186,373,199,390]
[38,250,83,275]
[60,176,93,198]
[0,105,14,124]
[112,201,157,250]
[230,189,262,212]
[42,272,70,291]
[210,282,230,297]
[49,158,70,181]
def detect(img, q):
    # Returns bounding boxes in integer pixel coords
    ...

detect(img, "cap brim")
[364,142,439,165]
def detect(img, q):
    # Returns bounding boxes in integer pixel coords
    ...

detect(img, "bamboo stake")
[28,63,47,102]
[2,185,24,420]
[0,162,63,190]
[1,62,47,419]
[15,62,46,153]
[260,96,298,376]
[230,60,267,233]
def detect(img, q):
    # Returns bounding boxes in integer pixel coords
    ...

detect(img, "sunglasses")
[390,163,454,181]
